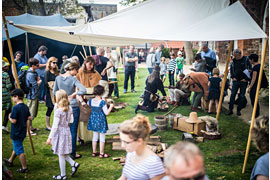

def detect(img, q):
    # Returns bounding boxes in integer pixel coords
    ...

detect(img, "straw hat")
[185,112,202,123]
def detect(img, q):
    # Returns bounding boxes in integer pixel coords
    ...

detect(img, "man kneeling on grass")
[4,89,31,173]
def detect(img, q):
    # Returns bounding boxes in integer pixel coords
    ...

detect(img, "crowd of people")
[2,43,268,179]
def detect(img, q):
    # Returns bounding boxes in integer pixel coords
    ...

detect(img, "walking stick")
[27,120,35,155]
[242,38,268,173]
[3,12,35,155]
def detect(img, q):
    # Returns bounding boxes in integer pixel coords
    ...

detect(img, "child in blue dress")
[208,68,222,114]
[87,85,114,158]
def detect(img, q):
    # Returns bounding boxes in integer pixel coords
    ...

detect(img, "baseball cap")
[9,88,24,98]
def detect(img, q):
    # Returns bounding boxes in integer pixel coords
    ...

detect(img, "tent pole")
[82,45,87,57]
[3,12,35,155]
[25,32,30,64]
[89,46,92,56]
[70,44,77,57]
[216,40,233,120]
[242,38,268,174]
[2,12,20,89]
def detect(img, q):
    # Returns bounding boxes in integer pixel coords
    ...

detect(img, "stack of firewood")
[111,135,168,166]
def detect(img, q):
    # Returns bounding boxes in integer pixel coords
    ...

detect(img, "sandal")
[92,152,99,157]
[99,153,111,158]
[71,162,80,177]
[4,158,13,167]
[53,174,67,179]
[16,168,28,173]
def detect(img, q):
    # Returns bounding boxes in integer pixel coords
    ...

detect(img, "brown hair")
[83,56,96,73]
[212,68,220,76]
[55,89,70,112]
[66,62,80,71]
[46,57,59,75]
[93,85,105,96]
[28,58,40,67]
[251,115,269,152]
[120,114,151,141]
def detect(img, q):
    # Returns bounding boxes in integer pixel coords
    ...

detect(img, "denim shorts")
[12,139,24,155]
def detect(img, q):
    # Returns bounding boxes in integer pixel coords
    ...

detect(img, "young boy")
[4,89,31,173]
[26,58,42,134]
[167,53,176,87]
[175,51,185,81]
[159,57,167,83]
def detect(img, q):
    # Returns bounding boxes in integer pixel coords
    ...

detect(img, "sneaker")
[2,126,9,133]
[131,89,136,93]
[123,89,127,94]
[237,111,241,116]
[226,110,233,115]
[16,168,29,173]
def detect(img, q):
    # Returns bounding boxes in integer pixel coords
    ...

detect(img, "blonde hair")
[46,57,59,75]
[55,89,70,112]
[120,114,151,141]
[212,68,220,76]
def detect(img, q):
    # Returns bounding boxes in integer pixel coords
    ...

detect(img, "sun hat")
[185,112,202,124]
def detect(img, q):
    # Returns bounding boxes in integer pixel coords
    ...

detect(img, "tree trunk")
[39,0,47,16]
[184,41,194,65]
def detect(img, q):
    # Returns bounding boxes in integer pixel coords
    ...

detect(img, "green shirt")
[176,57,185,69]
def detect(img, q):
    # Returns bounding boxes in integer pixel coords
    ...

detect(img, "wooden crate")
[173,117,206,136]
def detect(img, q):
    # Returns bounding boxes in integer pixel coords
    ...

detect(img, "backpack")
[17,70,31,94]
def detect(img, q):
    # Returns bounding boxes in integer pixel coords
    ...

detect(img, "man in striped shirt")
[167,53,176,87]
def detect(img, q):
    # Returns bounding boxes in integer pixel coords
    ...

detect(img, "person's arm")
[9,115,17,124]
[158,80,166,96]
[118,174,127,180]
[101,61,113,76]
[102,101,114,115]
[229,62,236,81]
[256,175,269,180]
[53,77,59,95]
[248,71,257,93]
[44,71,49,87]
[39,64,46,68]
[47,110,60,144]
[151,173,166,180]
[74,78,86,95]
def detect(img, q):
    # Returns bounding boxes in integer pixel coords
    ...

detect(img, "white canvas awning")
[12,0,267,46]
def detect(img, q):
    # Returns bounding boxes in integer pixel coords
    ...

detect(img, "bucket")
[154,115,168,130]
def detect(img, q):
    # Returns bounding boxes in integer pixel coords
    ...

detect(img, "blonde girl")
[47,89,80,179]
[118,114,165,180]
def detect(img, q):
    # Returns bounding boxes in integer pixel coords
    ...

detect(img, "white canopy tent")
[12,1,266,46]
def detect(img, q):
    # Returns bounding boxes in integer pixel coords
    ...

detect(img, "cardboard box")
[173,117,206,136]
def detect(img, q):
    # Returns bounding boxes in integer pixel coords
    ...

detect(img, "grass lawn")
[2,68,262,180]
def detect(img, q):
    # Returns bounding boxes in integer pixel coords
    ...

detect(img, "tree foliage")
[120,0,147,6]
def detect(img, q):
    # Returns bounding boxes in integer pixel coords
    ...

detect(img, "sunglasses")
[52,62,57,64]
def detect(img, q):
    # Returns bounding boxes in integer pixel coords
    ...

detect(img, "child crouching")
[4,89,31,173]
[47,89,80,179]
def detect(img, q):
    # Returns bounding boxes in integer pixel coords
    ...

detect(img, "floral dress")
[49,106,73,155]
[87,98,108,133]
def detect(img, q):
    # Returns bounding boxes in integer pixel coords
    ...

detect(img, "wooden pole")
[117,47,122,81]
[82,45,87,57]
[242,38,268,174]
[27,120,35,155]
[79,51,86,59]
[2,12,20,89]
[25,32,30,64]
[89,46,92,56]
[216,40,233,120]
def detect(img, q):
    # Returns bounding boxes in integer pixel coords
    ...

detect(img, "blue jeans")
[71,106,80,157]
[168,71,175,86]
[229,81,248,111]
[176,68,183,75]
[109,78,119,97]
[148,68,153,74]
[124,66,136,90]
[39,76,45,101]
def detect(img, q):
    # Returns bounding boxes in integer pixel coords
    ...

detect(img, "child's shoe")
[16,168,28,173]
[71,162,80,177]
[3,158,13,167]
[53,175,67,179]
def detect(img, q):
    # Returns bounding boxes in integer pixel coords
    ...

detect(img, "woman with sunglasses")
[44,57,59,131]
[118,114,165,180]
